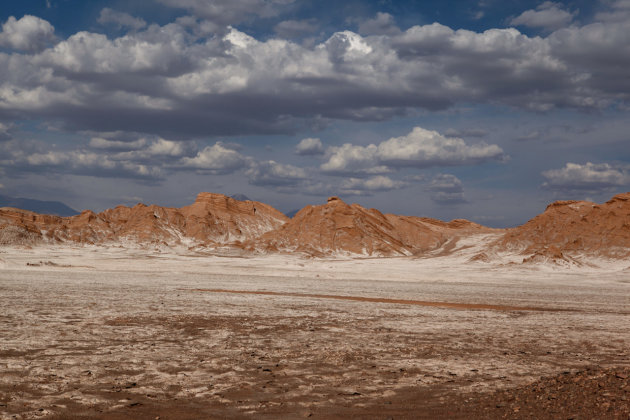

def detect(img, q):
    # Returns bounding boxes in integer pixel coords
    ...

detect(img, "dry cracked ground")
[0,246,629,419]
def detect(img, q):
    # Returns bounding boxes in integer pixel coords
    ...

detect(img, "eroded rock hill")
[251,196,492,256]
[2,191,629,260]
[496,192,630,259]
[0,193,288,247]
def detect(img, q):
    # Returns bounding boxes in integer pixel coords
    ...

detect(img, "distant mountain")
[230,193,251,201]
[0,194,78,217]
[285,209,301,219]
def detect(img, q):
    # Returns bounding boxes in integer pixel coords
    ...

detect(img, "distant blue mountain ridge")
[0,194,78,217]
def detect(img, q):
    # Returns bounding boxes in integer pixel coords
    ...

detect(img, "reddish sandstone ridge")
[498,192,630,259]
[3,191,630,260]
[252,196,490,256]
[0,193,288,247]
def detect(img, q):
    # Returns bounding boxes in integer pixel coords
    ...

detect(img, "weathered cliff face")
[0,208,55,245]
[0,193,288,247]
[496,192,630,259]
[3,191,629,260]
[252,196,491,256]
[178,193,289,244]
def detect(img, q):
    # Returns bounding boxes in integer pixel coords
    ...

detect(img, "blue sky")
[1,0,629,226]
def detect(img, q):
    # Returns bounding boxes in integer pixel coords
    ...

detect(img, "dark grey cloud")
[358,12,401,36]
[549,19,630,101]
[444,128,488,138]
[0,122,14,141]
[98,8,147,31]
[595,0,630,23]
[88,137,147,151]
[514,131,542,142]
[274,19,318,38]
[426,174,467,205]
[156,0,295,28]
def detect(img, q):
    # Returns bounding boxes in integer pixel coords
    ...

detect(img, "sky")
[0,0,629,227]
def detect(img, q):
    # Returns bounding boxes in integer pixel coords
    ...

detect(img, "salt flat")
[1,244,629,419]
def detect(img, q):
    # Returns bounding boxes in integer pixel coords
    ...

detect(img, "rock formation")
[496,192,630,259]
[2,191,630,260]
[0,193,288,247]
[251,196,491,256]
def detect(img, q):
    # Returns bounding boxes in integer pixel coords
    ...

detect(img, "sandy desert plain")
[1,232,629,419]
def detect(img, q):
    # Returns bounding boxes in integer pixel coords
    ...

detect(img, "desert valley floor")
[1,242,629,419]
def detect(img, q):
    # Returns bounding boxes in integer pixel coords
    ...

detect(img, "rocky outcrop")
[0,193,288,248]
[3,191,629,260]
[497,192,630,259]
[251,196,490,256]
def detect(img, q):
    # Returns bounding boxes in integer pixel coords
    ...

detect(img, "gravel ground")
[0,245,629,419]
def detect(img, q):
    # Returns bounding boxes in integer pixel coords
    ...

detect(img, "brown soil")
[40,367,630,419]
[1,259,629,420]
[458,366,630,419]
[188,288,572,312]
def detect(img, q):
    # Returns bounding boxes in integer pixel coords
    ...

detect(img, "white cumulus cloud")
[146,138,185,156]
[19,149,162,179]
[340,175,406,196]
[295,137,324,155]
[246,160,307,186]
[377,127,505,168]
[321,127,505,176]
[320,144,389,175]
[542,162,630,192]
[178,142,248,174]
[0,5,628,141]
[0,15,56,52]
[510,2,576,31]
